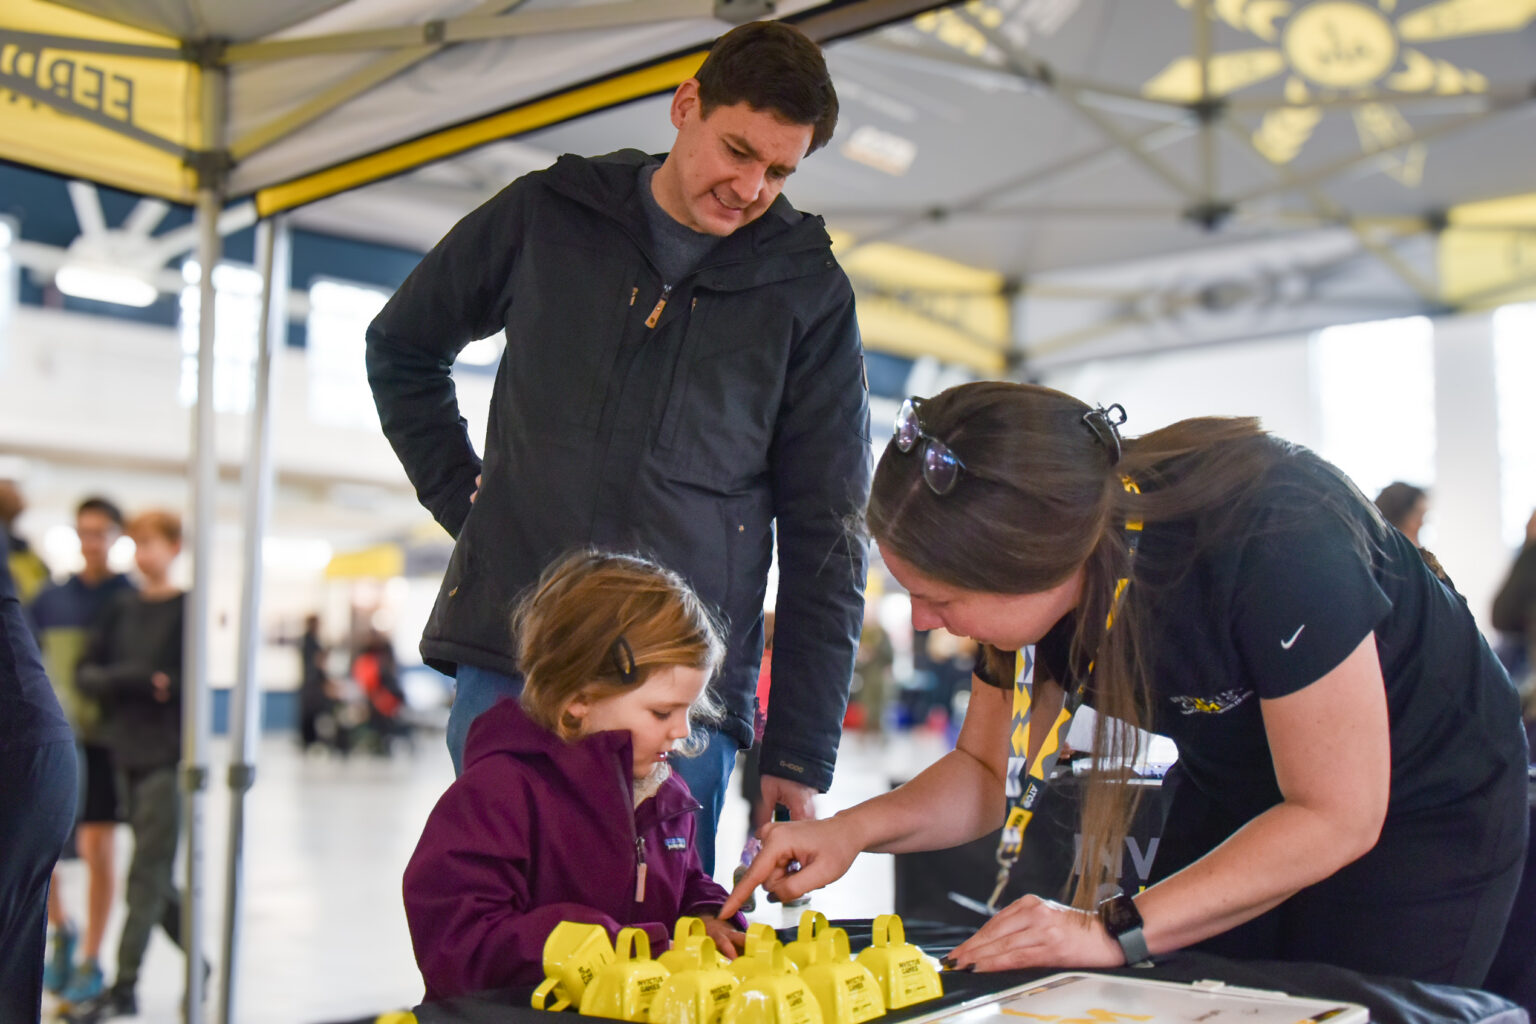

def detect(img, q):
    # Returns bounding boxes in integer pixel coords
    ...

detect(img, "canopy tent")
[506,0,1536,370]
[1,0,947,206]
[6,0,1536,1019]
[1,3,954,1021]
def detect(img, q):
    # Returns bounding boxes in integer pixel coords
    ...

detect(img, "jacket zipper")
[634,836,648,902]
[644,285,671,329]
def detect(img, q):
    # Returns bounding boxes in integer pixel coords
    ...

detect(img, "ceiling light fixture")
[55,263,159,308]
[841,125,919,176]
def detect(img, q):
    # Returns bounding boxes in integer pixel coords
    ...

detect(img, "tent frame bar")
[1218,117,1443,305]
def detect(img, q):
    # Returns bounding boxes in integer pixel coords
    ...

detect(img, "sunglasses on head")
[893,397,966,496]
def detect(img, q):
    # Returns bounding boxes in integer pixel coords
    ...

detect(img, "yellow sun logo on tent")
[1142,0,1536,185]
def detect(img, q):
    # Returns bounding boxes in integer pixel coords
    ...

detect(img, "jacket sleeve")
[679,864,748,931]
[75,596,155,702]
[762,279,872,793]
[365,181,527,539]
[1492,543,1536,634]
[404,766,668,999]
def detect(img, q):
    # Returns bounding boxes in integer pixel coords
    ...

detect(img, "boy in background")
[34,497,135,1003]
[73,510,198,1020]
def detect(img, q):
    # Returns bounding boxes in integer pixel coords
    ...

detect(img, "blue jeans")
[447,664,738,875]
[670,728,739,877]
[446,664,524,776]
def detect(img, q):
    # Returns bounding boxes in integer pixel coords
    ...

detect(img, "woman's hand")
[944,896,1124,972]
[704,916,744,960]
[718,816,864,918]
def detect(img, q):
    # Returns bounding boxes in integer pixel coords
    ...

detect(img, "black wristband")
[1098,893,1149,965]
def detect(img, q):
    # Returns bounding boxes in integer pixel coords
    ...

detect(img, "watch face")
[1100,893,1142,935]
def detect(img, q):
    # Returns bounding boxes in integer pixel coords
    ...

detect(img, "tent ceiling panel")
[229,17,727,192]
[1317,106,1536,219]
[47,0,354,41]
[9,0,1536,355]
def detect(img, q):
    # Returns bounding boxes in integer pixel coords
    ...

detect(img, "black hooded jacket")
[366,150,871,789]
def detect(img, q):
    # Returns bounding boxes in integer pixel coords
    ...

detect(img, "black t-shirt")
[985,446,1526,827]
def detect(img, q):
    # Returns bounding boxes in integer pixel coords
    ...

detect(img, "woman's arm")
[947,632,1391,970]
[721,677,1027,915]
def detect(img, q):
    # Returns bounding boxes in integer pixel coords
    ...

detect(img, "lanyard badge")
[984,477,1142,913]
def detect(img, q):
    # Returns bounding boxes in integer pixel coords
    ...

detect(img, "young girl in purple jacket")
[403,550,748,1001]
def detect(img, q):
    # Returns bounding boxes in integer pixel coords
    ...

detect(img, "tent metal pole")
[182,59,228,1024]
[215,214,289,1024]
[1194,0,1216,207]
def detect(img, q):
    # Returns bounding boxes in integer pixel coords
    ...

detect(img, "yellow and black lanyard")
[986,476,1143,912]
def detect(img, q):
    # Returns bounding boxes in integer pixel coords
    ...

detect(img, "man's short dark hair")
[77,495,124,527]
[695,21,838,154]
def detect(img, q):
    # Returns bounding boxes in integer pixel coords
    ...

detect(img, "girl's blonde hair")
[514,550,726,751]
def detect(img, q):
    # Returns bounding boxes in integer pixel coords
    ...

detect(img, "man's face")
[76,509,120,576]
[663,80,814,236]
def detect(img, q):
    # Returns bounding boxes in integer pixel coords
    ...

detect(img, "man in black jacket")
[367,20,871,872]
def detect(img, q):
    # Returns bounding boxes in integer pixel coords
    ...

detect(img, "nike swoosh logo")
[1281,625,1305,650]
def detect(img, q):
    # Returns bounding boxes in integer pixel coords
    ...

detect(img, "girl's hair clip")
[610,636,637,686]
[1082,403,1128,465]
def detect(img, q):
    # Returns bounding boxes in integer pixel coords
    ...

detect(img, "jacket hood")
[539,149,836,281]
[461,697,700,819]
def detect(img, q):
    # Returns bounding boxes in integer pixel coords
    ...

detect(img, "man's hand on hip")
[759,774,817,821]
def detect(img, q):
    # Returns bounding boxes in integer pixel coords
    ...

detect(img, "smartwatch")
[1097,892,1149,965]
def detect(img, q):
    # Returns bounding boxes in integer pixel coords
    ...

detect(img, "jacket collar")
[539,148,835,279]
[462,697,700,820]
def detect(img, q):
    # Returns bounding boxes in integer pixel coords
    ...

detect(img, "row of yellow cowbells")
[532,913,946,1024]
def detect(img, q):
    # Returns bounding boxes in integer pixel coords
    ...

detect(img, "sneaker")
[43,922,77,993]
[60,959,105,1004]
[62,985,135,1023]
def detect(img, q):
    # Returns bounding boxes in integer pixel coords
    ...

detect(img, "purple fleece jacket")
[403,698,743,1001]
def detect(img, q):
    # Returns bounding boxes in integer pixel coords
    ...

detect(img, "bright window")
[1493,302,1536,548]
[306,279,389,430]
[1312,316,1435,503]
[179,260,264,414]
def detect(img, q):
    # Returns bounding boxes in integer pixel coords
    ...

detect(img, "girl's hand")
[704,916,744,960]
[944,895,1124,972]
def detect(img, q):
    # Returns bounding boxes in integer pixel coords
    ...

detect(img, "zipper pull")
[644,286,671,329]
[634,837,648,902]
[629,286,638,307]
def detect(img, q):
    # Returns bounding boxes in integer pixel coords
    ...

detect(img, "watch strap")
[1113,924,1149,965]
[1099,893,1150,965]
